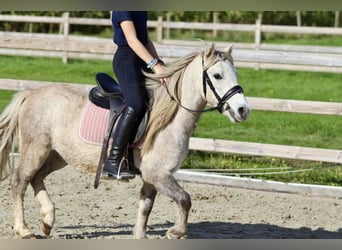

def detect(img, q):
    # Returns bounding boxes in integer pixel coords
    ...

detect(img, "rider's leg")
[102,46,147,180]
[102,106,137,179]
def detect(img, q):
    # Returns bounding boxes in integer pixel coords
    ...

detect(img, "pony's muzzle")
[223,101,251,122]
[237,105,250,120]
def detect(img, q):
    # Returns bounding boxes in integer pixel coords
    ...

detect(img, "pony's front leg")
[133,182,157,239]
[158,172,192,239]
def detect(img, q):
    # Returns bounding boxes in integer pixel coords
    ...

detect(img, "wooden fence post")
[213,11,219,38]
[296,11,302,38]
[335,11,340,27]
[255,12,262,50]
[254,12,263,70]
[157,16,163,44]
[166,12,171,39]
[62,12,70,64]
[28,23,33,33]
[296,11,302,26]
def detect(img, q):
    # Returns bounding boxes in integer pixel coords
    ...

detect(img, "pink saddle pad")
[79,101,109,145]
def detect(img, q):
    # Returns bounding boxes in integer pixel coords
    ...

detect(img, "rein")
[164,53,244,114]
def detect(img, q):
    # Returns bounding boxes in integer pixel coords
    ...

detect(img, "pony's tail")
[0,91,28,181]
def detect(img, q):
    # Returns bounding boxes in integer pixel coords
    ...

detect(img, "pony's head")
[141,43,251,155]
[202,43,251,123]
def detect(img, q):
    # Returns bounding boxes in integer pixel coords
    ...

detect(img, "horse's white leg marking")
[31,172,55,237]
[35,188,55,236]
[133,182,157,239]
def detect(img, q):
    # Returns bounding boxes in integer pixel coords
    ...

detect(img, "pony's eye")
[213,73,223,80]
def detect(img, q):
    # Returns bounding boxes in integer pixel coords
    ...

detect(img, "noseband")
[202,70,244,113]
[165,53,244,114]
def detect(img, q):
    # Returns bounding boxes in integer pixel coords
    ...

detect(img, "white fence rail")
[174,170,342,197]
[1,14,342,72]
[1,32,342,73]
[189,138,342,164]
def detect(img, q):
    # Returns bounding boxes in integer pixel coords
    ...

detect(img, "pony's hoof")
[20,233,37,239]
[42,222,52,236]
[14,229,36,239]
[166,228,187,239]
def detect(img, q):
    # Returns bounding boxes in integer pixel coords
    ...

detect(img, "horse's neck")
[172,107,202,139]
[171,58,206,137]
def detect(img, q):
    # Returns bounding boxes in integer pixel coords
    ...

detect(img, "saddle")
[90,73,148,188]
[89,73,149,145]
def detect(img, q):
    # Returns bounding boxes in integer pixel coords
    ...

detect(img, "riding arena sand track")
[0,166,341,239]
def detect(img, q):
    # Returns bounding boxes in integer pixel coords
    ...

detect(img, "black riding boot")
[102,106,137,180]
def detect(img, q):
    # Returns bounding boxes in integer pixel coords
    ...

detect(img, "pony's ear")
[223,45,234,63]
[204,43,215,57]
[224,44,233,55]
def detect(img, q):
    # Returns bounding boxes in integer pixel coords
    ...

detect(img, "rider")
[102,11,167,180]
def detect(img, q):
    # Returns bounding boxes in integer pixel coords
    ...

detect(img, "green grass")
[0,56,113,84]
[189,110,342,186]
[239,69,342,102]
[195,111,342,150]
[0,55,341,186]
[183,153,342,186]
[0,90,16,112]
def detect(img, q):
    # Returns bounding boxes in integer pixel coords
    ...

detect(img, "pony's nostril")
[238,107,246,117]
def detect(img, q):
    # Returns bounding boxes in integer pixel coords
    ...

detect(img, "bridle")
[165,52,244,114]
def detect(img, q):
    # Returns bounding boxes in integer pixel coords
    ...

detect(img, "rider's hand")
[153,63,168,85]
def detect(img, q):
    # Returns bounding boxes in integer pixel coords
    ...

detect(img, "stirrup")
[116,157,129,180]
[101,158,135,180]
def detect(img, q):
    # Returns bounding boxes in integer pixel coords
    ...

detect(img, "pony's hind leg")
[133,182,157,239]
[30,151,67,237]
[11,152,50,238]
[10,166,36,239]
[11,133,51,238]
[156,172,192,239]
